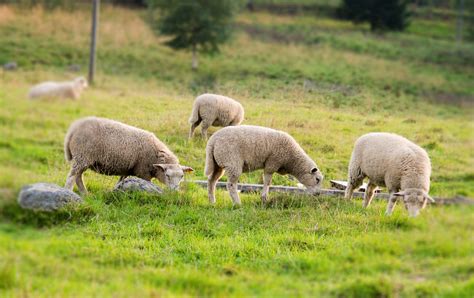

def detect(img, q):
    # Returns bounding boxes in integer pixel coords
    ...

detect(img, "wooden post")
[88,0,100,85]
[456,0,464,45]
[191,44,198,70]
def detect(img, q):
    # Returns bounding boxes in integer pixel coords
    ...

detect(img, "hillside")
[0,3,473,297]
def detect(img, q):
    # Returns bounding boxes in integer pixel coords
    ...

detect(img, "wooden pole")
[456,0,464,45]
[191,44,198,70]
[88,0,100,85]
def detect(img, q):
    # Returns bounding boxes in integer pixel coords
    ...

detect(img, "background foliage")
[338,0,411,31]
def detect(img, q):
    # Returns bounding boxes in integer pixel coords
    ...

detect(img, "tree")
[339,0,411,32]
[467,0,474,41]
[456,0,464,45]
[110,0,146,6]
[147,0,240,70]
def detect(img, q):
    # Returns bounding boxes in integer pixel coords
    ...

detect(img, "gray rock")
[67,64,81,72]
[18,183,83,212]
[114,177,163,194]
[3,61,17,71]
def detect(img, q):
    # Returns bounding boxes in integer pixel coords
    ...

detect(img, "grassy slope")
[0,4,473,297]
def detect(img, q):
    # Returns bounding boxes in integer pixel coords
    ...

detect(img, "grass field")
[0,3,473,297]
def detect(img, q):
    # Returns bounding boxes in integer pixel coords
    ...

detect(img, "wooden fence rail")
[191,180,474,206]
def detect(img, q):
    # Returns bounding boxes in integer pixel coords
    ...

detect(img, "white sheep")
[345,132,434,217]
[188,93,244,139]
[28,77,88,100]
[64,117,193,194]
[205,125,324,205]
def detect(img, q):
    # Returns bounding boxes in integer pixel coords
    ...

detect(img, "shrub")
[338,0,411,32]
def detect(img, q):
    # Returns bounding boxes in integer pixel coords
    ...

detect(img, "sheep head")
[298,167,324,195]
[153,164,194,190]
[75,77,88,90]
[394,188,435,217]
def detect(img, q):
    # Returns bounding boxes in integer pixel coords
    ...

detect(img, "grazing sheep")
[64,117,193,194]
[345,132,434,217]
[28,77,88,100]
[188,93,244,139]
[205,125,324,205]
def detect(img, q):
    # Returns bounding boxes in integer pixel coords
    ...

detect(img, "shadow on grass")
[264,193,348,210]
[147,273,233,297]
[378,216,421,231]
[0,262,15,290]
[98,188,195,207]
[0,198,96,228]
[333,277,394,298]
[0,183,205,229]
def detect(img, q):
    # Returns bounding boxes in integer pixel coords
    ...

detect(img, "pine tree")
[339,0,411,32]
[148,0,240,70]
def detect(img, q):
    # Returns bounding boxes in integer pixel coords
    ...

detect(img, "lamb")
[205,125,324,205]
[188,93,244,139]
[344,132,434,217]
[28,77,88,100]
[64,116,193,194]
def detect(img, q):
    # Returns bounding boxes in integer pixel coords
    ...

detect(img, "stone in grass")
[3,61,17,71]
[113,177,163,195]
[18,183,83,212]
[67,64,81,72]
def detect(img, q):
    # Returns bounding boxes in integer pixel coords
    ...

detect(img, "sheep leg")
[72,90,79,100]
[261,173,273,203]
[207,167,224,204]
[345,170,364,200]
[385,193,398,215]
[227,174,241,206]
[345,180,363,199]
[189,120,201,139]
[75,170,88,194]
[363,181,377,208]
[65,160,82,191]
[118,176,127,183]
[344,185,354,200]
[65,171,76,191]
[201,122,210,140]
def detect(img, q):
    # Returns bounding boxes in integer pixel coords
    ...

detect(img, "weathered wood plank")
[191,180,474,206]
[329,180,381,193]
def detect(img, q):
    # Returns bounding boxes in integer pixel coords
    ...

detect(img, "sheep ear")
[153,164,167,171]
[425,193,435,203]
[181,166,194,173]
[310,167,318,174]
[393,191,405,197]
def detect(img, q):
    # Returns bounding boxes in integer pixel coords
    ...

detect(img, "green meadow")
[0,3,473,297]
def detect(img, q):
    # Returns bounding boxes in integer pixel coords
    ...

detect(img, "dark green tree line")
[339,0,411,31]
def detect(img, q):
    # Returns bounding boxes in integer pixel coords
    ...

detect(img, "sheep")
[64,116,193,194]
[344,132,434,217]
[188,93,244,139]
[205,125,324,205]
[28,77,88,100]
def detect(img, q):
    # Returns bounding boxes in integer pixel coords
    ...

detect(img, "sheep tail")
[64,129,74,162]
[204,140,215,177]
[188,101,200,124]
